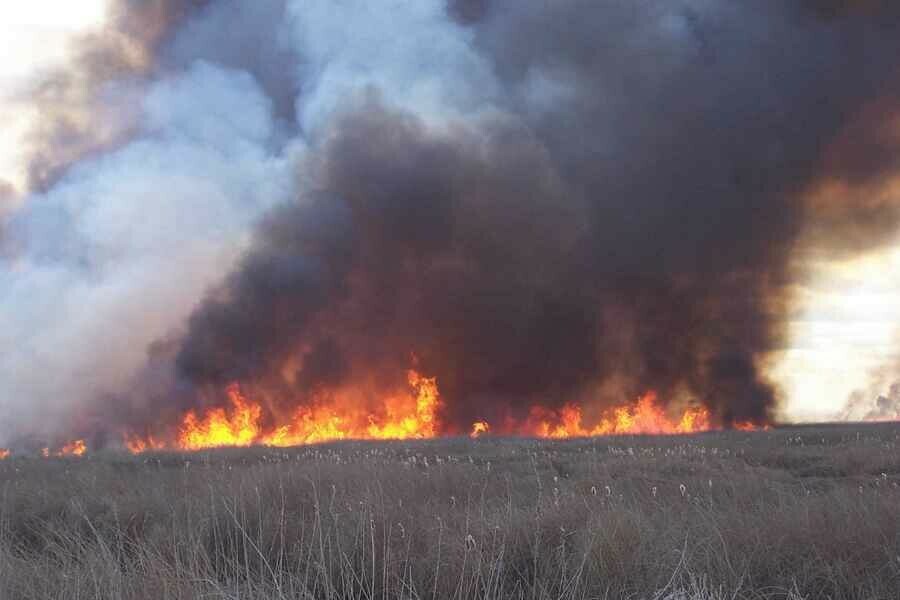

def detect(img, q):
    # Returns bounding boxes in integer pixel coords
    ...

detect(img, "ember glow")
[0,448,9,460]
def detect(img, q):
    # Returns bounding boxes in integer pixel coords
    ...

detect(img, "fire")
[124,370,763,453]
[525,392,712,438]
[60,439,87,456]
[470,421,490,438]
[0,449,9,460]
[179,383,263,450]
[124,435,166,454]
[42,439,87,457]
[362,370,440,440]
[150,370,443,452]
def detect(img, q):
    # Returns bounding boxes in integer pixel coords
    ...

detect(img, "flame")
[125,369,764,453]
[524,392,712,438]
[58,439,87,456]
[470,421,490,438]
[124,434,166,454]
[156,370,442,451]
[41,439,87,457]
[178,383,263,450]
[0,449,9,460]
[734,421,771,431]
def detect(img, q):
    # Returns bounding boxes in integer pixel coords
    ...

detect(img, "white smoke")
[0,63,291,441]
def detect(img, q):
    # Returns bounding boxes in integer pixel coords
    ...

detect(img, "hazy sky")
[0,1,108,192]
[774,245,900,421]
[1,1,897,422]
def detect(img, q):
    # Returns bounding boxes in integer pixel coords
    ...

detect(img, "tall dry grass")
[1,424,899,599]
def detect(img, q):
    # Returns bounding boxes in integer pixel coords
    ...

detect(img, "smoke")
[842,386,900,422]
[2,0,900,444]
[0,15,293,443]
[19,0,212,193]
[840,360,900,422]
[171,0,900,428]
[840,323,900,423]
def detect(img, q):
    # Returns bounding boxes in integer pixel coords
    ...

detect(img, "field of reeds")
[1,424,899,599]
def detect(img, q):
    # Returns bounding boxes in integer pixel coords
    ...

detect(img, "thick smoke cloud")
[2,0,900,444]
[1,54,291,444]
[176,102,587,428]
[174,1,900,428]
[164,1,300,126]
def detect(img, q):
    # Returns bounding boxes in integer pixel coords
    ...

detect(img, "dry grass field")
[1,424,899,599]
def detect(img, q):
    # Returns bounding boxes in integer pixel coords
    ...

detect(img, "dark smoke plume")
[170,1,900,428]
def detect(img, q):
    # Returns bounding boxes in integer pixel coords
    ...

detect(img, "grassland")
[1,424,899,599]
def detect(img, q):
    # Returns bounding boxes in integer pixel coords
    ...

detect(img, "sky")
[0,0,108,193]
[0,1,897,423]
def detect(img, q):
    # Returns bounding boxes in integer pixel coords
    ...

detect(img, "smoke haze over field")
[1,1,900,445]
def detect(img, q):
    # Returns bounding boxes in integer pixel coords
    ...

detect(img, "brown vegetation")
[1,424,899,599]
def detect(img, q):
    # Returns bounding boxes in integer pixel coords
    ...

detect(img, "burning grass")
[106,372,762,455]
[1,424,899,599]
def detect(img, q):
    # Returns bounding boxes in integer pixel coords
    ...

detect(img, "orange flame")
[178,383,263,450]
[42,439,87,457]
[124,434,166,454]
[125,370,763,453]
[58,439,87,456]
[157,370,442,451]
[470,421,490,438]
[525,392,712,438]
[0,449,9,460]
[734,420,770,432]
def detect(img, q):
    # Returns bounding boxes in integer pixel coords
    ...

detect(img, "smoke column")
[2,1,899,445]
